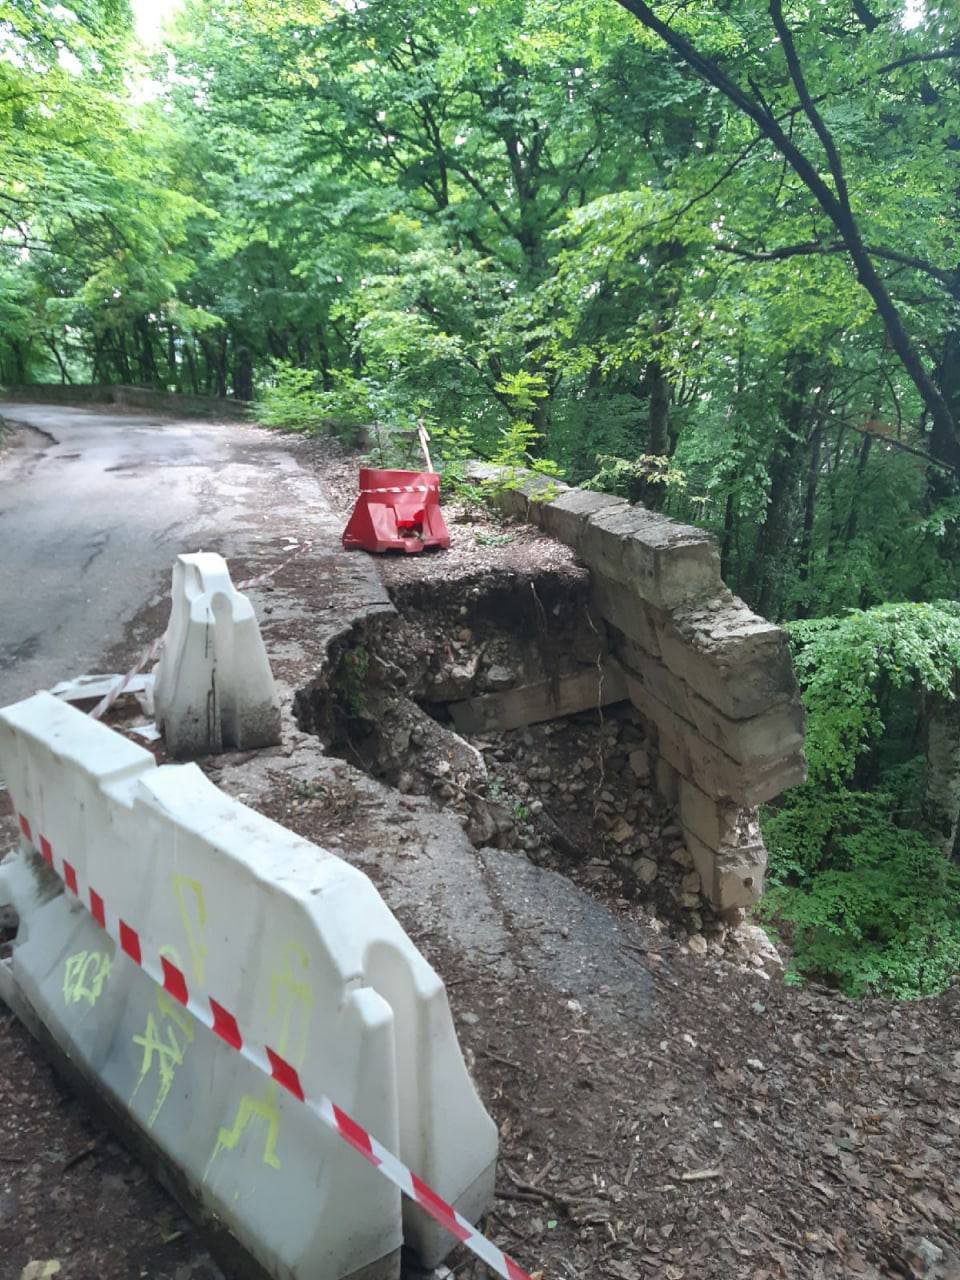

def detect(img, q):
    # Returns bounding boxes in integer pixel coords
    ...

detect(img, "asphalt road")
[0,401,313,708]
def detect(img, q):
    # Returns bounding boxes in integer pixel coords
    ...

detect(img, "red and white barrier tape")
[14,811,535,1280]
[89,636,165,722]
[361,485,438,496]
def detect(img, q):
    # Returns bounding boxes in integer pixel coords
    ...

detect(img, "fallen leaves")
[20,1263,61,1280]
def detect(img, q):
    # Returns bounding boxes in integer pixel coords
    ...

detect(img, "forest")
[4,0,960,995]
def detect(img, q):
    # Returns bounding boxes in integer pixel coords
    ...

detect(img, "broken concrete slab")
[578,505,723,610]
[536,487,629,549]
[657,597,799,721]
[616,640,805,769]
[448,663,627,735]
[49,673,152,704]
[426,652,481,701]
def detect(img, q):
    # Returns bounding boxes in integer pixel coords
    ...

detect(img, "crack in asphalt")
[80,530,113,575]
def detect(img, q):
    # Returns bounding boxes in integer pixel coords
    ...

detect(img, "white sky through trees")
[131,0,181,45]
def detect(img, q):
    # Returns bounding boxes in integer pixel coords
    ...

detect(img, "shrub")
[760,601,960,998]
[762,783,960,997]
[254,361,328,433]
[255,362,377,436]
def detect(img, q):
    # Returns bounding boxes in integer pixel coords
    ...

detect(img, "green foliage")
[586,454,688,505]
[336,646,370,719]
[256,363,375,437]
[494,371,550,415]
[762,785,960,998]
[788,603,960,785]
[761,602,960,997]
[255,361,329,434]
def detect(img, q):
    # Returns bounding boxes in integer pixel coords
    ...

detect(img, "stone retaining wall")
[467,465,806,915]
[1,383,249,419]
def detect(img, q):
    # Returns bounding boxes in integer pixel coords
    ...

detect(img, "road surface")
[0,401,324,708]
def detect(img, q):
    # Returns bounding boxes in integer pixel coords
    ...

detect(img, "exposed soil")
[296,557,733,951]
[304,435,579,590]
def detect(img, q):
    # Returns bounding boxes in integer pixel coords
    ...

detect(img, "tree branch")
[851,1,881,33]
[769,0,852,215]
[877,46,960,76]
[714,239,955,285]
[846,419,959,476]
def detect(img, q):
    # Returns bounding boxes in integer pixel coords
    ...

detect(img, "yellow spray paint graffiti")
[269,940,314,1068]
[130,943,196,1128]
[172,874,208,987]
[205,941,314,1178]
[63,950,112,1007]
[205,1092,282,1172]
[129,877,208,1130]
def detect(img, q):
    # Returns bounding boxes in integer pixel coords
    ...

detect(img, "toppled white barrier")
[0,693,501,1280]
[153,552,281,757]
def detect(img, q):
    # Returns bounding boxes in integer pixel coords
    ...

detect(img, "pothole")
[294,565,730,947]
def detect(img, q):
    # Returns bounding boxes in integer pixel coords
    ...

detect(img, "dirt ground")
[2,432,960,1280]
[253,754,960,1280]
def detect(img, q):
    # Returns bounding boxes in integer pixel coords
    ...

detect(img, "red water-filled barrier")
[341,468,451,554]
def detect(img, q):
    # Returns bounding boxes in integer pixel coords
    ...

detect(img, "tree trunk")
[934,273,960,488]
[44,337,71,385]
[10,339,26,383]
[931,284,960,571]
[91,335,106,384]
[232,343,253,401]
[795,424,822,617]
[200,336,227,397]
[216,334,228,398]
[266,327,288,360]
[843,432,873,549]
[115,330,133,383]
[924,689,960,857]
[135,317,158,385]
[640,358,671,511]
[183,343,198,394]
[743,353,811,619]
[720,489,736,583]
[167,326,181,391]
[317,330,332,391]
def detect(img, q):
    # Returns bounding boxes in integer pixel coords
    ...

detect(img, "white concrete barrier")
[0,693,499,1280]
[153,552,281,757]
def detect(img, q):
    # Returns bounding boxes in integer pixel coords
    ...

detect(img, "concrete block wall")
[467,465,806,914]
[2,383,249,419]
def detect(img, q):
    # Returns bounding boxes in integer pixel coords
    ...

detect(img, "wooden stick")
[417,418,433,472]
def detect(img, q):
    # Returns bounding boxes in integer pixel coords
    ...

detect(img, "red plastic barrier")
[342,468,451,554]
